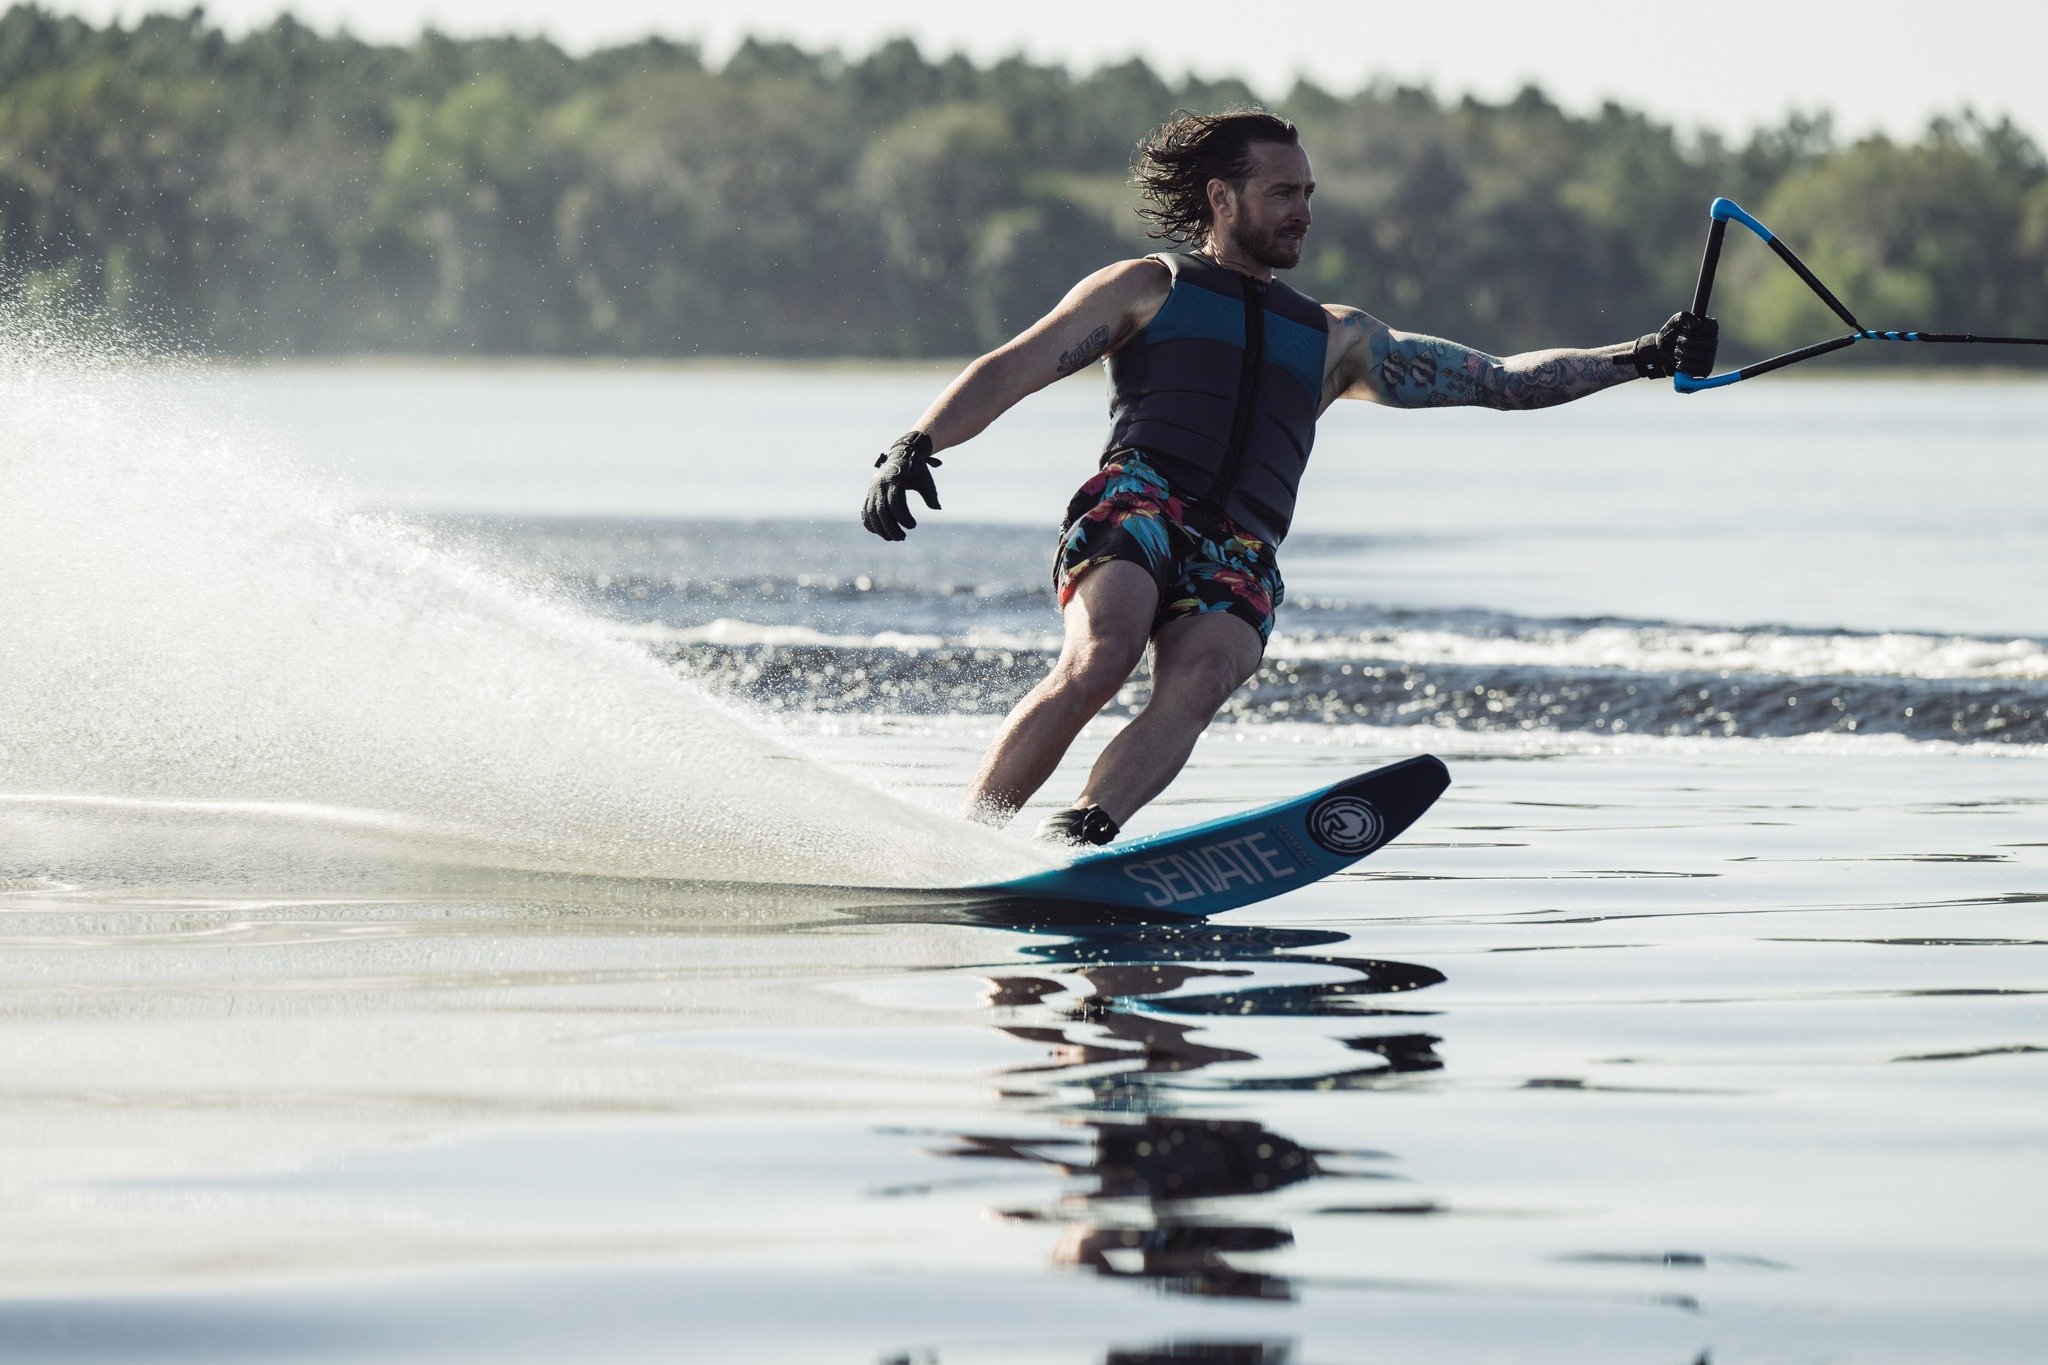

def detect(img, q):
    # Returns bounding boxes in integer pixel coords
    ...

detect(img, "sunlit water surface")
[1,356,2043,1363]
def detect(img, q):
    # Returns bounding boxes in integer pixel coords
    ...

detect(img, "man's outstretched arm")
[914,258,1169,452]
[862,258,1168,541]
[1326,307,1717,412]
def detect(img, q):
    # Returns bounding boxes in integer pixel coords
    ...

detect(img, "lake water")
[0,350,2043,1363]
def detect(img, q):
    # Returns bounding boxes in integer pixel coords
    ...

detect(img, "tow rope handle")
[1673,197,2048,393]
[1675,198,1861,393]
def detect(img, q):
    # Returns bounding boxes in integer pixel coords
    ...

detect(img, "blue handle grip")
[1673,370,1743,394]
[1710,197,1774,242]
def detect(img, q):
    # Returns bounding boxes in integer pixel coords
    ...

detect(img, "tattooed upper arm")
[1055,325,1113,377]
[1365,330,1499,408]
[1024,256,1166,383]
[1329,309,1493,408]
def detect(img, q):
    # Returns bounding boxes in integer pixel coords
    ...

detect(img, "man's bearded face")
[1216,141,1314,270]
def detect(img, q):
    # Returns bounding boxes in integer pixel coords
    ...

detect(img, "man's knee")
[1159,647,1255,714]
[1052,636,1146,707]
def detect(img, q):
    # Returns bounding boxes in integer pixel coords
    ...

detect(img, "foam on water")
[0,314,1043,889]
[624,615,2048,683]
[1277,621,2048,681]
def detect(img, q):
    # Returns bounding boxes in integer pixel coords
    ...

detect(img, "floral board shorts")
[1054,450,1286,646]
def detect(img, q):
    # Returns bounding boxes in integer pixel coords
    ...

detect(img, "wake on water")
[0,312,1045,892]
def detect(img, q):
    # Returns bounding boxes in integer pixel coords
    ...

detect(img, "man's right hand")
[862,431,943,541]
[1629,312,1720,380]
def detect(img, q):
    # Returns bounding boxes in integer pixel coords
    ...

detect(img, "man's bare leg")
[963,560,1159,824]
[1073,610,1263,822]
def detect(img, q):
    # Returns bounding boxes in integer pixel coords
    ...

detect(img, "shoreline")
[202,354,2048,382]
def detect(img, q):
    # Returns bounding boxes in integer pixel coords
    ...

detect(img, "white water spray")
[0,312,1041,890]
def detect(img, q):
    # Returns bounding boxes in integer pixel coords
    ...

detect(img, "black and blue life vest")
[1103,251,1329,546]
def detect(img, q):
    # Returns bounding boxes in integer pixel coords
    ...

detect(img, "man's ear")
[1206,177,1233,226]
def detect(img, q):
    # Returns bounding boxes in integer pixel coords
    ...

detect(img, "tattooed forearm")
[1055,325,1112,377]
[1366,330,1637,411]
[1475,344,1638,410]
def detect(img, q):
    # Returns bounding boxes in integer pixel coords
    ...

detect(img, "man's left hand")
[862,431,943,541]
[1629,312,1720,380]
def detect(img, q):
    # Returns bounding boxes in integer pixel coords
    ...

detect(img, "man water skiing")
[861,110,1717,846]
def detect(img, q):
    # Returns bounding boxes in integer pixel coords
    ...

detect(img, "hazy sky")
[54,0,2048,142]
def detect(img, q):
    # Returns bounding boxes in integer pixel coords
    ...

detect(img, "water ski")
[976,755,1450,916]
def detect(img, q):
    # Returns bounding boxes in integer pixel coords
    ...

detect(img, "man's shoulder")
[1073,256,1173,313]
[1093,255,1173,288]
[1321,304,1387,340]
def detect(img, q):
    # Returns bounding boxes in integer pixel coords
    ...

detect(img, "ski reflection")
[942,920,1446,1303]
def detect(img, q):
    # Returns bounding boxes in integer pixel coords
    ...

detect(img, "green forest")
[4,4,2047,365]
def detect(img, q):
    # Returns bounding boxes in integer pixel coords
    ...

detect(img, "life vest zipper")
[1213,276,1266,506]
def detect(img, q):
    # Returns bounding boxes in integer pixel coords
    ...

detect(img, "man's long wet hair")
[1132,109,1300,246]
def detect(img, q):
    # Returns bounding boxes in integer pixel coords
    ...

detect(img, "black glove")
[861,431,943,541]
[1628,311,1719,379]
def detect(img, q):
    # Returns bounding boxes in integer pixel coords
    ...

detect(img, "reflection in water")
[1102,1344,1295,1364]
[980,1117,1310,1302]
[922,920,1447,1311]
[885,1345,1295,1365]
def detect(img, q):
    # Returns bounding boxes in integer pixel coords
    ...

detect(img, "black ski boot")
[1034,804,1121,848]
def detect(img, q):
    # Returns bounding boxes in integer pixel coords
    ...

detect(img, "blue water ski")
[976,755,1450,915]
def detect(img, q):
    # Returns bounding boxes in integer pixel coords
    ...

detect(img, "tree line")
[3,4,2045,366]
